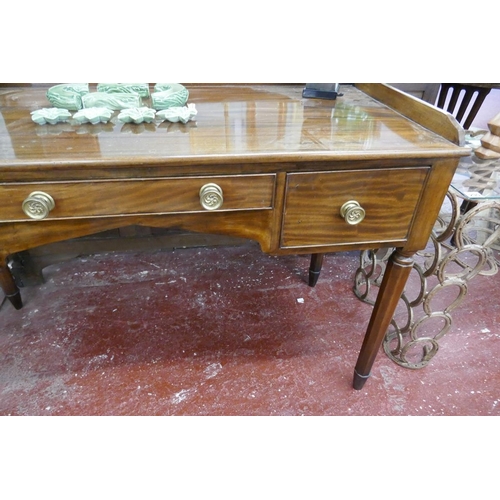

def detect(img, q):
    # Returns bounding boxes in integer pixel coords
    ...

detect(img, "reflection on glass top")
[450,132,500,201]
[0,84,462,166]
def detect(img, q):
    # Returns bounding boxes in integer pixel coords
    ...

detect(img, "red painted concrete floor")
[1,242,499,416]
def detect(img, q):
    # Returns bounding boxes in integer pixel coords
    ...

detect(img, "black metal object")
[302,83,343,100]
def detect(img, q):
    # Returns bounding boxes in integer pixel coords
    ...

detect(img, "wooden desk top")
[0,84,468,175]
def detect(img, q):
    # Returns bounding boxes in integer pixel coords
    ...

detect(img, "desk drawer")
[0,174,276,221]
[281,168,429,248]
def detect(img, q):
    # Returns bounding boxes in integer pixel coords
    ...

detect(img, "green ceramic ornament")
[117,107,156,124]
[156,104,197,124]
[31,107,72,125]
[73,107,114,124]
[97,83,150,98]
[151,83,189,110]
[46,83,89,110]
[82,92,142,110]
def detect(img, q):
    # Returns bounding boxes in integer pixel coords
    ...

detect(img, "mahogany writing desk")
[0,84,469,389]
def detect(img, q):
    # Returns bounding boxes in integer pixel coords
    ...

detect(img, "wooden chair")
[435,83,492,130]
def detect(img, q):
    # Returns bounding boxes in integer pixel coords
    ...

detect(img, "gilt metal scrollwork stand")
[354,190,500,369]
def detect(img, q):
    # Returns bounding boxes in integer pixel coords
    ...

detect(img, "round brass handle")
[340,200,365,225]
[22,191,56,220]
[199,183,224,210]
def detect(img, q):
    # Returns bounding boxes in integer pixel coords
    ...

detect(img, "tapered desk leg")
[0,256,23,310]
[308,253,325,287]
[353,249,414,390]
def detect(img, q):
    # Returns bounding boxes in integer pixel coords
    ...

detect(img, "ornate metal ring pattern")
[354,194,500,369]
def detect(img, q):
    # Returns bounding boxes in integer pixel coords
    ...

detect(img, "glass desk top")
[450,131,500,201]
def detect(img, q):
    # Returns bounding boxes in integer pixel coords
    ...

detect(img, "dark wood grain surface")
[1,84,466,174]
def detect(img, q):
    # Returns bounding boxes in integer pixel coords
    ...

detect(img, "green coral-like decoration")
[97,83,150,98]
[156,104,197,124]
[31,107,72,125]
[39,83,195,126]
[73,107,114,124]
[46,83,89,110]
[117,107,156,124]
[82,92,142,110]
[151,83,189,110]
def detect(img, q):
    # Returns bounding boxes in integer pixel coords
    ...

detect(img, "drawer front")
[0,174,275,221]
[281,168,429,248]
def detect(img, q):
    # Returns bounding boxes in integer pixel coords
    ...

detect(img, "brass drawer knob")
[199,183,224,210]
[22,191,56,220]
[340,200,365,225]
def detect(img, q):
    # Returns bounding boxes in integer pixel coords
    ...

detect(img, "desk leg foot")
[5,290,23,310]
[353,370,370,390]
[353,250,414,389]
[0,257,23,310]
[308,253,324,287]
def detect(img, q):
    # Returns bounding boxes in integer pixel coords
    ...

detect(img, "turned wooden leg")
[308,253,324,287]
[0,256,23,310]
[353,249,414,390]
[9,250,46,286]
